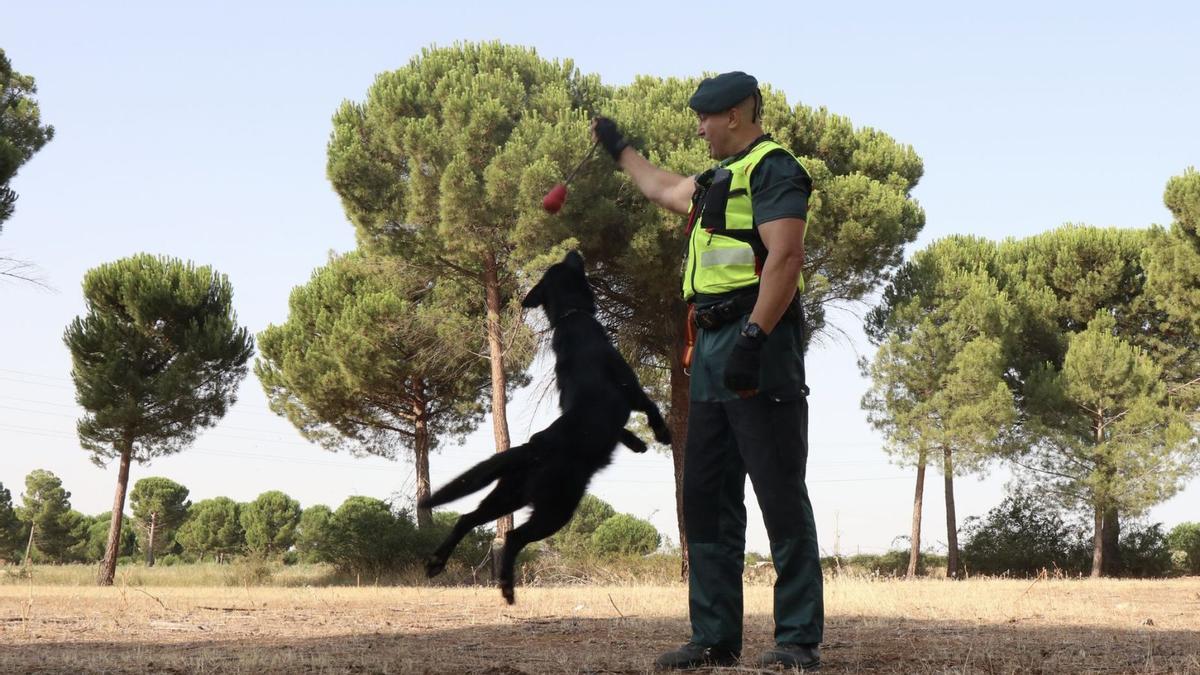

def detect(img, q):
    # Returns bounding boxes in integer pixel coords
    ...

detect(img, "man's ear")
[522,281,545,308]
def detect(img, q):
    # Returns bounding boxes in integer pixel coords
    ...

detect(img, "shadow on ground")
[2,611,1196,674]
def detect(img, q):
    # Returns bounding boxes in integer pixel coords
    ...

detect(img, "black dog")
[419,251,671,603]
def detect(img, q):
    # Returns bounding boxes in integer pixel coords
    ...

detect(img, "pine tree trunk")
[413,382,433,529]
[1102,506,1121,577]
[145,512,157,567]
[1091,421,1107,578]
[942,446,959,579]
[669,330,691,579]
[482,250,512,578]
[907,449,927,578]
[98,442,133,586]
[22,523,35,566]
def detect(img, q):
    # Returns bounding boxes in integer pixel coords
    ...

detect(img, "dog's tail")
[419,444,530,509]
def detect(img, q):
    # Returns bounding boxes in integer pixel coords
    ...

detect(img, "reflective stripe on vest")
[682,138,808,300]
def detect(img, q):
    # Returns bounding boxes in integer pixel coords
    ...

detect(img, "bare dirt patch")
[1,578,1198,673]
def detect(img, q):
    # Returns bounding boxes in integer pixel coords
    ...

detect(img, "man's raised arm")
[592,117,694,216]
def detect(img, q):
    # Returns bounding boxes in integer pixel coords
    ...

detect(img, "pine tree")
[256,252,518,528]
[19,469,75,562]
[64,254,253,584]
[0,48,55,229]
[129,477,190,566]
[176,497,243,562]
[240,491,301,556]
[863,236,1017,577]
[325,42,601,544]
[999,224,1200,576]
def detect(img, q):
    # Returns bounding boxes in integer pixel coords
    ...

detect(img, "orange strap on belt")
[682,304,697,371]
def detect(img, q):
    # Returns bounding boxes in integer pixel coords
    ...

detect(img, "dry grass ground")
[1,576,1198,674]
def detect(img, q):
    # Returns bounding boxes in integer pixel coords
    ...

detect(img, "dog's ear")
[522,280,545,308]
[564,250,584,271]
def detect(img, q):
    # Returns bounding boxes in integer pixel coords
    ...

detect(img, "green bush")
[591,514,660,556]
[222,556,276,586]
[549,494,615,555]
[1167,522,1200,574]
[295,504,334,563]
[823,550,947,577]
[324,496,416,580]
[961,490,1090,577]
[1119,522,1175,578]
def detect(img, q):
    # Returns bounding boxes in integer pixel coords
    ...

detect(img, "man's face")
[696,110,734,159]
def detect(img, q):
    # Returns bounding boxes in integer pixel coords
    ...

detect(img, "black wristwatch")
[740,321,768,345]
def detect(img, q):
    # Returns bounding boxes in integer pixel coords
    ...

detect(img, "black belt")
[692,288,801,331]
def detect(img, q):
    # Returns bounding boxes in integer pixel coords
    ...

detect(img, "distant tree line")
[862,169,1200,579]
[0,471,665,579]
[823,488,1200,579]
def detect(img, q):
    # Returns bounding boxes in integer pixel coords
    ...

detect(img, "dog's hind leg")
[619,428,649,453]
[425,480,526,579]
[421,445,530,510]
[496,499,579,604]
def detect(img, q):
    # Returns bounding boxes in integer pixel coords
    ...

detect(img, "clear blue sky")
[2,1,1197,556]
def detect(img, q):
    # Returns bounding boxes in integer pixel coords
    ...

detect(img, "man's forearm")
[616,148,693,216]
[748,250,805,335]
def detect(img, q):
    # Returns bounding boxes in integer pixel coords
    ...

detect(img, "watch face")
[743,322,764,340]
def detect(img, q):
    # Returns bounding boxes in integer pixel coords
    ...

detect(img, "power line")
[1,396,906,470]
[0,367,70,381]
[1,419,912,486]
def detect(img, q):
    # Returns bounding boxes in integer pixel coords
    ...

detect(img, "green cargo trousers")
[682,303,823,652]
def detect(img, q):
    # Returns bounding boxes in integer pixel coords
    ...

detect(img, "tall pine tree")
[64,254,252,585]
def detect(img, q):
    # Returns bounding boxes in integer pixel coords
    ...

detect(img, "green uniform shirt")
[747,150,812,225]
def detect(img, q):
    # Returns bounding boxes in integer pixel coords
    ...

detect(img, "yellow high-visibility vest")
[682,138,808,300]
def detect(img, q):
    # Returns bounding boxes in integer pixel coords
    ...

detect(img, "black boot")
[756,643,821,670]
[654,642,740,670]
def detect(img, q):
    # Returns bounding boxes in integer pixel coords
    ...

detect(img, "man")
[592,71,823,671]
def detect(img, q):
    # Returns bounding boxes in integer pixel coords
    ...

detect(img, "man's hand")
[591,116,693,215]
[724,331,764,397]
[592,117,630,161]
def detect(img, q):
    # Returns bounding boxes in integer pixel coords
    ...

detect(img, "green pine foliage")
[83,512,136,561]
[0,48,55,228]
[239,491,301,557]
[294,505,334,563]
[591,514,660,556]
[323,496,417,580]
[256,251,505,528]
[999,223,1199,576]
[0,482,23,560]
[19,469,76,562]
[862,236,1018,575]
[176,497,244,562]
[64,254,252,584]
[129,477,191,566]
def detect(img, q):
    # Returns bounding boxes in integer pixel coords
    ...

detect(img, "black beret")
[688,71,759,114]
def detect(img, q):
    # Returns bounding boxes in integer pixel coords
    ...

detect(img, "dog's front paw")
[425,558,447,578]
[654,425,672,445]
[500,582,515,605]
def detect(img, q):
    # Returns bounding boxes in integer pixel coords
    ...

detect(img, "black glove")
[724,323,766,396]
[592,116,630,161]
